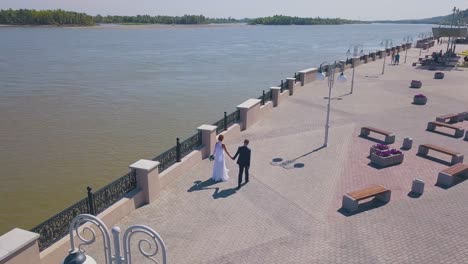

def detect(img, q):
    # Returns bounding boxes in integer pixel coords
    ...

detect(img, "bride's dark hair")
[218,134,224,141]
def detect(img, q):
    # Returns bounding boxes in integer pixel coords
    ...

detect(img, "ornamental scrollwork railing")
[68,214,167,264]
[212,117,225,134]
[31,197,89,251]
[226,109,240,128]
[258,90,273,105]
[93,171,137,215]
[153,146,177,173]
[179,132,202,159]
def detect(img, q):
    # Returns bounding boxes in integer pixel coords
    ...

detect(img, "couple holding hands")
[210,135,251,190]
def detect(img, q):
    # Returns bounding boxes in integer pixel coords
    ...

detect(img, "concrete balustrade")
[237,99,262,131]
[270,87,281,107]
[298,68,318,86]
[197,125,218,158]
[363,54,369,63]
[352,57,361,67]
[130,159,161,204]
[0,228,40,264]
[286,78,296,95]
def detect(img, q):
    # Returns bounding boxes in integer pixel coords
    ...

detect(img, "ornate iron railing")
[30,171,138,251]
[153,146,177,173]
[226,109,240,128]
[179,132,202,158]
[211,109,240,134]
[212,117,225,134]
[93,171,137,215]
[31,197,89,251]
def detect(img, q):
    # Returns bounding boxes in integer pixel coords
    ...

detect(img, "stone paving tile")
[85,43,468,263]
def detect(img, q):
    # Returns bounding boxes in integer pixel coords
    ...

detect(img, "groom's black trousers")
[238,165,249,187]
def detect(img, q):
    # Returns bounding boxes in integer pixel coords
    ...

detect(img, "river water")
[0,23,433,234]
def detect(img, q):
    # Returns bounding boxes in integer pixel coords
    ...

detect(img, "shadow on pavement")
[407,191,423,198]
[416,153,452,166]
[337,199,388,217]
[187,179,218,192]
[367,162,403,170]
[212,187,237,199]
[270,145,325,169]
[435,177,467,190]
[425,129,460,139]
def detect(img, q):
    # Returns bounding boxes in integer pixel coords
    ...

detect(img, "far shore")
[0,23,249,29]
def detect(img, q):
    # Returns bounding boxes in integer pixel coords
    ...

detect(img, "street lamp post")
[380,39,393,74]
[62,214,167,264]
[403,36,413,63]
[316,61,347,147]
[346,44,364,94]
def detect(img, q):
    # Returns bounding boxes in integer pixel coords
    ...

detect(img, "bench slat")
[437,114,458,120]
[421,144,461,156]
[441,163,468,176]
[347,185,387,201]
[429,121,462,130]
[363,127,392,136]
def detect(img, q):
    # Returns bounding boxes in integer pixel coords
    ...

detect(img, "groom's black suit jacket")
[233,146,251,167]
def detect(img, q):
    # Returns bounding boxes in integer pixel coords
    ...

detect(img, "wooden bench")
[436,163,468,187]
[342,185,391,212]
[427,121,465,138]
[360,126,395,144]
[436,113,463,123]
[417,144,464,165]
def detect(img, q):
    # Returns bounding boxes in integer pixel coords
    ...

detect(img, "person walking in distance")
[232,139,251,190]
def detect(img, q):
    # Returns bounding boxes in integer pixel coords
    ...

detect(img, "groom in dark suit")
[232,139,251,189]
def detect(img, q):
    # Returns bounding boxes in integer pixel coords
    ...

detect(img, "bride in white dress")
[211,134,232,182]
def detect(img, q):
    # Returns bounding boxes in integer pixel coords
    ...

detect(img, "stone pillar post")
[0,228,40,264]
[130,159,160,204]
[286,78,296,95]
[270,87,281,107]
[197,125,217,159]
[237,99,261,131]
[363,54,369,63]
[298,68,318,86]
[352,57,361,67]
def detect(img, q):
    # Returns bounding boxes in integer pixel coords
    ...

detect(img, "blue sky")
[0,0,466,20]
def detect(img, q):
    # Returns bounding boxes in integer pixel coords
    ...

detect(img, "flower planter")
[371,152,404,167]
[370,144,389,156]
[413,96,427,105]
[410,80,422,88]
[434,72,444,79]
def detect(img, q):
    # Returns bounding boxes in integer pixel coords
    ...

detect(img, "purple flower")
[390,149,402,155]
[414,94,426,98]
[373,144,389,150]
[376,150,391,157]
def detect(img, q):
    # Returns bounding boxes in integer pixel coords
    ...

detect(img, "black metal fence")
[212,109,240,134]
[258,89,273,105]
[30,171,137,251]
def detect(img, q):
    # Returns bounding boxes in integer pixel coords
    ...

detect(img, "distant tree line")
[93,14,242,24]
[248,15,365,25]
[0,9,371,26]
[0,9,94,25]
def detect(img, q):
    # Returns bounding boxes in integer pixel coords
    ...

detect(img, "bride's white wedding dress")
[211,141,229,182]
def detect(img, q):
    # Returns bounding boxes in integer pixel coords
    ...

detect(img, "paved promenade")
[87,43,468,263]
